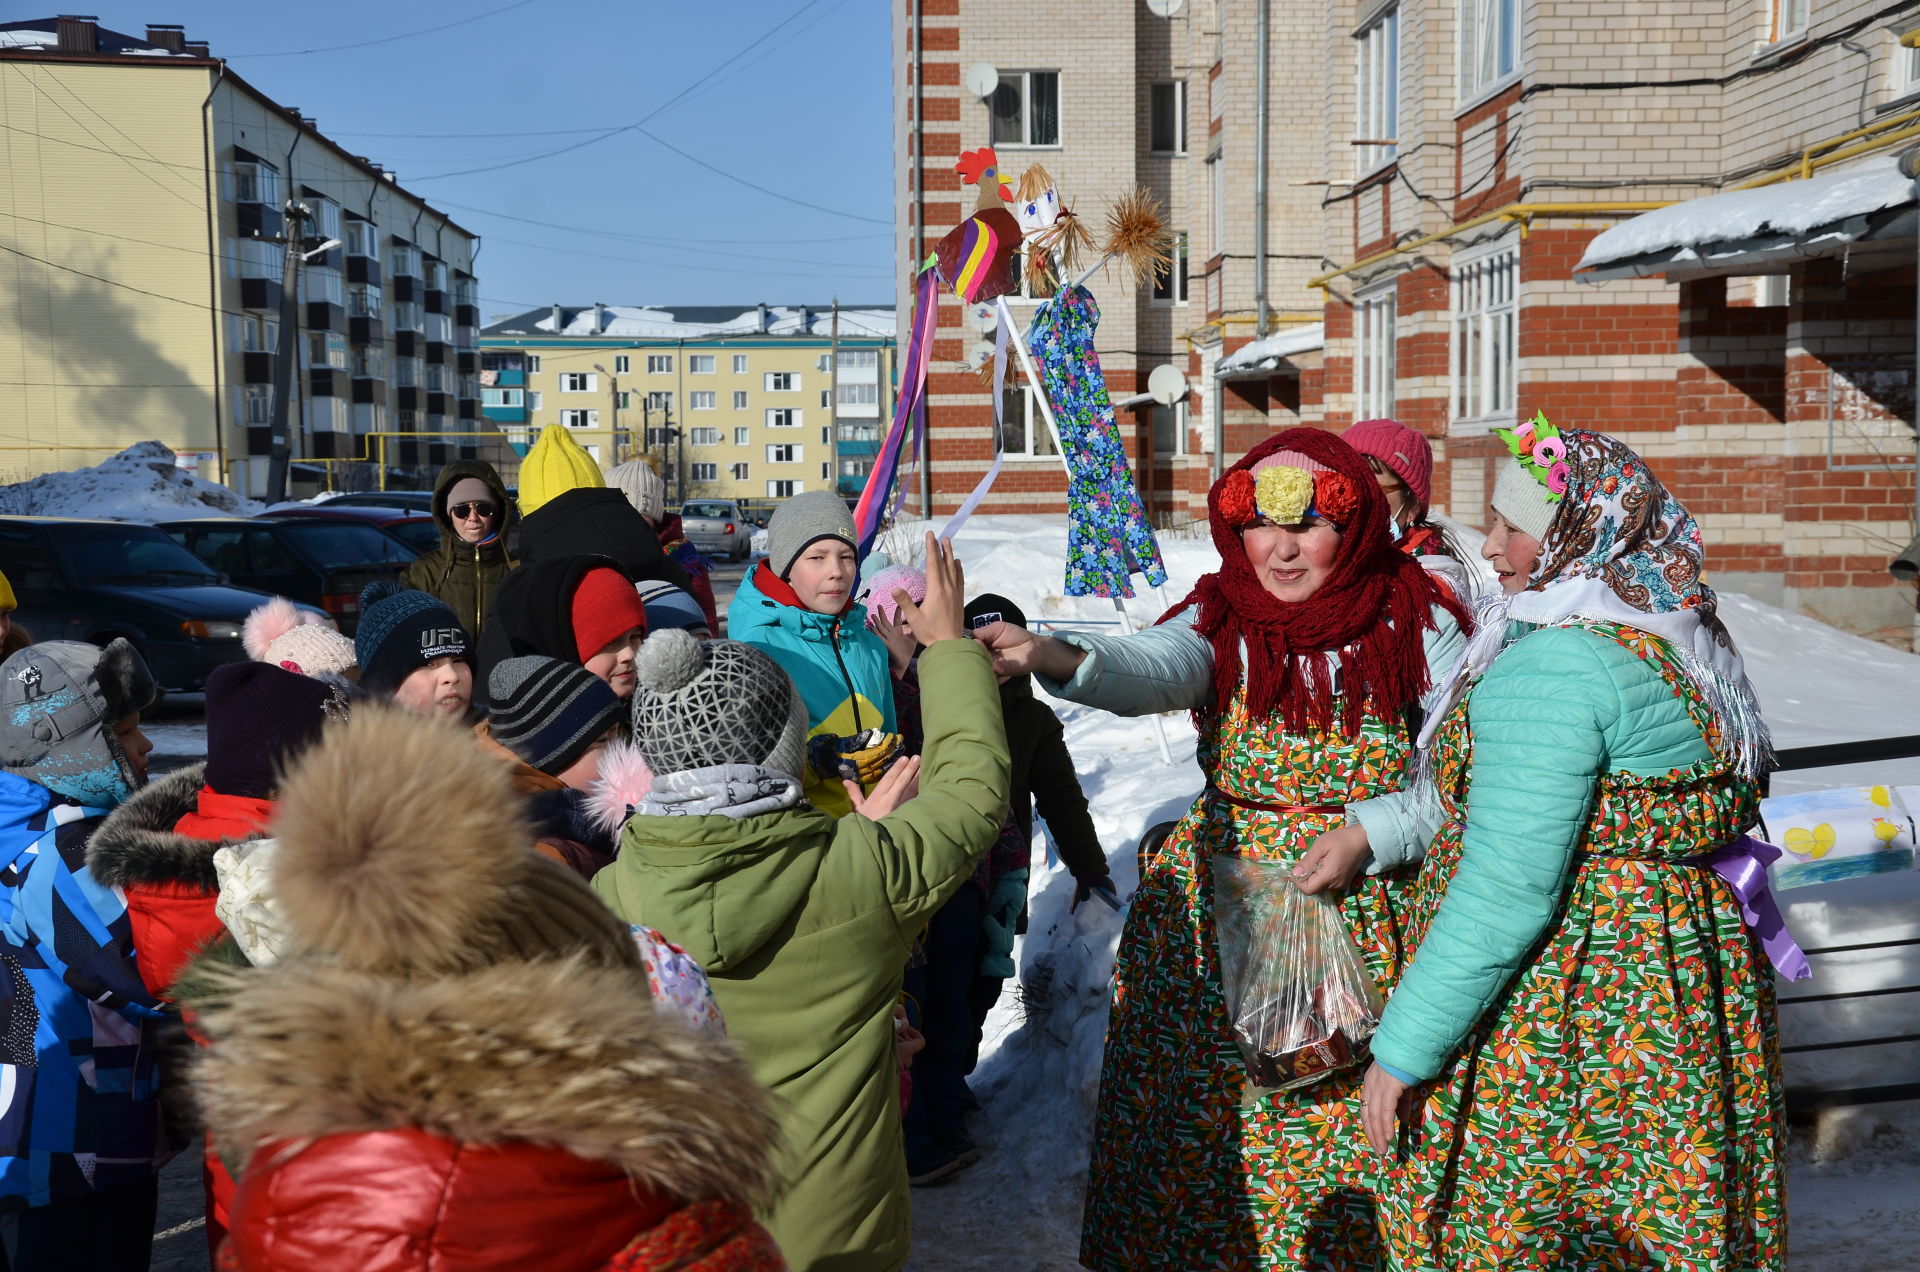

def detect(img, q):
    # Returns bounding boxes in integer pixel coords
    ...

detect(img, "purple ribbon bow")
[1701,834,1812,982]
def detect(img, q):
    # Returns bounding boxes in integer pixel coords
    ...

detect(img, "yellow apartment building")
[478,303,896,505]
[0,15,487,496]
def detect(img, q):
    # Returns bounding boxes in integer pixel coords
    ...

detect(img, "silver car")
[680,500,753,561]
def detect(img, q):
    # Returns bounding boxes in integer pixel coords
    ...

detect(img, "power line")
[401,0,830,182]
[633,127,891,226]
[15,73,205,209]
[225,0,541,58]
[421,198,888,245]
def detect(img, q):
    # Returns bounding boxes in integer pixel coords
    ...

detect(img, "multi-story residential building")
[0,16,490,496]
[477,304,896,504]
[1305,0,1920,641]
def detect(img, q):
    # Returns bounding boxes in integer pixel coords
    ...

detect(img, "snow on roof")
[0,29,55,47]
[1577,156,1917,280]
[1215,323,1325,378]
[0,442,263,522]
[485,304,896,341]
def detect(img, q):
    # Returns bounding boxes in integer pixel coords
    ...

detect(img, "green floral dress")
[1081,690,1419,1272]
[1381,624,1787,1272]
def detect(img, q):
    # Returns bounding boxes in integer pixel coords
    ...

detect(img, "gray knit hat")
[608,459,666,523]
[630,630,808,779]
[487,656,625,775]
[765,490,856,580]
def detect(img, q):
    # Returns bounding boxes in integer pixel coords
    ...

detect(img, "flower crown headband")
[1496,410,1569,500]
[1220,460,1360,529]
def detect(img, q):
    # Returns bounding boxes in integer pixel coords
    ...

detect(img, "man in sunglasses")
[401,460,517,641]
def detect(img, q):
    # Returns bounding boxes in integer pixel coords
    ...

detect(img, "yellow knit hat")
[0,568,14,614]
[518,426,605,515]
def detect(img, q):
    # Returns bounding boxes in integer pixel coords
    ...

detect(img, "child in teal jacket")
[728,491,897,818]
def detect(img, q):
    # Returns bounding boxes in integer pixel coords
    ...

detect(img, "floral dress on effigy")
[1080,687,1421,1272]
[1379,623,1787,1272]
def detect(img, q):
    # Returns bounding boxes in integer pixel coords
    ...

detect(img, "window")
[689,354,715,374]
[397,409,420,431]
[1772,0,1809,40]
[1355,285,1397,419]
[646,391,673,411]
[425,313,454,343]
[305,198,341,243]
[391,302,423,331]
[835,382,880,406]
[732,390,750,409]
[389,242,421,278]
[1208,150,1227,264]
[616,391,632,410]
[231,160,279,204]
[614,355,630,374]
[347,283,383,317]
[646,428,674,447]
[1355,9,1399,173]
[559,372,597,393]
[560,409,600,428]
[299,270,343,306]
[482,387,524,408]
[690,427,721,445]
[767,408,800,428]
[767,480,798,498]
[1451,242,1518,425]
[426,364,449,393]
[990,70,1061,147]
[731,462,750,480]
[1895,36,1920,97]
[766,443,802,463]
[1153,398,1190,455]
[343,220,378,258]
[1150,80,1188,153]
[821,426,830,444]
[525,354,542,373]
[526,390,543,409]
[837,348,878,369]
[732,354,749,373]
[241,384,273,424]
[822,462,831,480]
[1461,0,1519,99]
[394,357,421,388]
[352,345,385,379]
[647,355,673,374]
[231,313,278,352]
[839,422,880,443]
[766,372,799,392]
[821,390,832,409]
[423,259,447,291]
[998,386,1060,459]
[228,236,278,279]
[481,351,523,372]
[307,331,348,370]
[1152,231,1190,305]
[690,391,717,410]
[690,462,719,482]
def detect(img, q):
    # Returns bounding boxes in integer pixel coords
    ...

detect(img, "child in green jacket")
[595,534,1009,1272]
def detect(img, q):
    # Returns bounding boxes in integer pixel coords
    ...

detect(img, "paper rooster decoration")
[934,147,1025,304]
[1011,164,1093,297]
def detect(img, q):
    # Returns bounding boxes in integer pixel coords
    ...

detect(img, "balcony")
[457,351,478,375]
[346,256,382,286]
[239,277,281,311]
[349,315,384,346]
[352,378,387,406]
[305,301,344,334]
[240,351,275,384]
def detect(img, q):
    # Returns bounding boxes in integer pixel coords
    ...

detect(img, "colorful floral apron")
[1082,689,1418,1272]
[1381,623,1787,1272]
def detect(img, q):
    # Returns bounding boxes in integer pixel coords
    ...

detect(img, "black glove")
[1071,875,1121,913]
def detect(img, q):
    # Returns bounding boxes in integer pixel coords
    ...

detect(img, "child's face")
[394,656,472,721]
[584,626,646,699]
[786,541,858,614]
[553,726,617,791]
[114,713,152,785]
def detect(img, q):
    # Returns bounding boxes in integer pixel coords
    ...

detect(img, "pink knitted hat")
[860,564,927,628]
[242,597,359,679]
[1342,418,1434,511]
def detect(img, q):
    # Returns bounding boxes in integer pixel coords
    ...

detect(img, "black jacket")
[474,554,623,696]
[1001,676,1106,881]
[516,488,692,593]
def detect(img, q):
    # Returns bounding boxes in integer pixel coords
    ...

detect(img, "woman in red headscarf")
[981,428,1471,1271]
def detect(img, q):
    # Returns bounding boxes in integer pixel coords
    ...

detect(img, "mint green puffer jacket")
[1369,622,1722,1082]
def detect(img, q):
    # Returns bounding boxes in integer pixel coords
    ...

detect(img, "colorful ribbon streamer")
[853,267,940,561]
[939,304,1011,541]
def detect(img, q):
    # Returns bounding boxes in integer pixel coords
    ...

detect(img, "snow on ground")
[893,515,1920,1272]
[0,441,262,522]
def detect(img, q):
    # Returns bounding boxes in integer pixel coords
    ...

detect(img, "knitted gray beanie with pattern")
[630,630,808,779]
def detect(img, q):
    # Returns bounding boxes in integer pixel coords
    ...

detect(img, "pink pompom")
[1532,436,1566,465]
[589,739,654,836]
[1547,461,1571,495]
[242,596,321,661]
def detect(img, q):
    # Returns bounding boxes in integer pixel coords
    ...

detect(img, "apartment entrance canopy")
[1576,156,1919,282]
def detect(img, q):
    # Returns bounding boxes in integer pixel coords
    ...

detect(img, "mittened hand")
[808,730,903,787]
[1071,875,1122,914]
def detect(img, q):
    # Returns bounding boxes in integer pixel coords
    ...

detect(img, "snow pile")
[501,304,898,341]
[0,442,264,522]
[1216,323,1325,376]
[902,514,1920,1271]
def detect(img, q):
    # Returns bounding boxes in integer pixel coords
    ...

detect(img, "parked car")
[270,504,441,556]
[680,500,754,561]
[161,516,417,634]
[315,490,436,513]
[0,516,323,693]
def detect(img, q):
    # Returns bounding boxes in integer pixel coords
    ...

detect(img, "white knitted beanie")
[1491,459,1560,543]
[608,460,666,523]
[242,597,359,679]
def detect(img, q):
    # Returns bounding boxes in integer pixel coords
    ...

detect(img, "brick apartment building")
[899,0,1919,643]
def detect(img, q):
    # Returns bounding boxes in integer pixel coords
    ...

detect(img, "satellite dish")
[1146,0,1186,15]
[963,62,1001,100]
[1148,363,1189,406]
[969,340,997,369]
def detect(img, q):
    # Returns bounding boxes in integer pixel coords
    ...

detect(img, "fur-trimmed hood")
[86,763,251,891]
[194,955,779,1207]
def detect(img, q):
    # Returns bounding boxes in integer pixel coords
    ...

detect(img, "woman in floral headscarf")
[980,427,1471,1271]
[1359,415,1795,1272]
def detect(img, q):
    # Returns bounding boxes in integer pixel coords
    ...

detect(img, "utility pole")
[828,299,840,497]
[265,200,312,503]
[594,363,622,462]
[668,404,684,505]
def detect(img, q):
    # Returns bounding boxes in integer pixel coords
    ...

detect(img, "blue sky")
[127,0,896,319]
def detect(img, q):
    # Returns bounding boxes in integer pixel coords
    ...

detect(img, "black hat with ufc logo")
[355,581,472,695]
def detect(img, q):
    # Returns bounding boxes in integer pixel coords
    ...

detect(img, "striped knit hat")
[488,656,625,775]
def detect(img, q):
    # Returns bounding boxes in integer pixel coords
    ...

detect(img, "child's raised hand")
[893,532,966,645]
[846,755,922,820]
[870,608,918,678]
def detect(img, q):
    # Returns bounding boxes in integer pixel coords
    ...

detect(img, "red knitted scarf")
[1161,427,1472,736]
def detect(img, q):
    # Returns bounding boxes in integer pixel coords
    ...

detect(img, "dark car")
[269,505,441,556]
[161,517,417,634]
[0,516,323,693]
[316,490,436,513]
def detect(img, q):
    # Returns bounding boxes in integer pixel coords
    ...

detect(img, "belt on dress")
[1203,786,1344,816]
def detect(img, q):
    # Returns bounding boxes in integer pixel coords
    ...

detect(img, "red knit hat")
[570,567,648,662]
[1342,418,1434,512]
